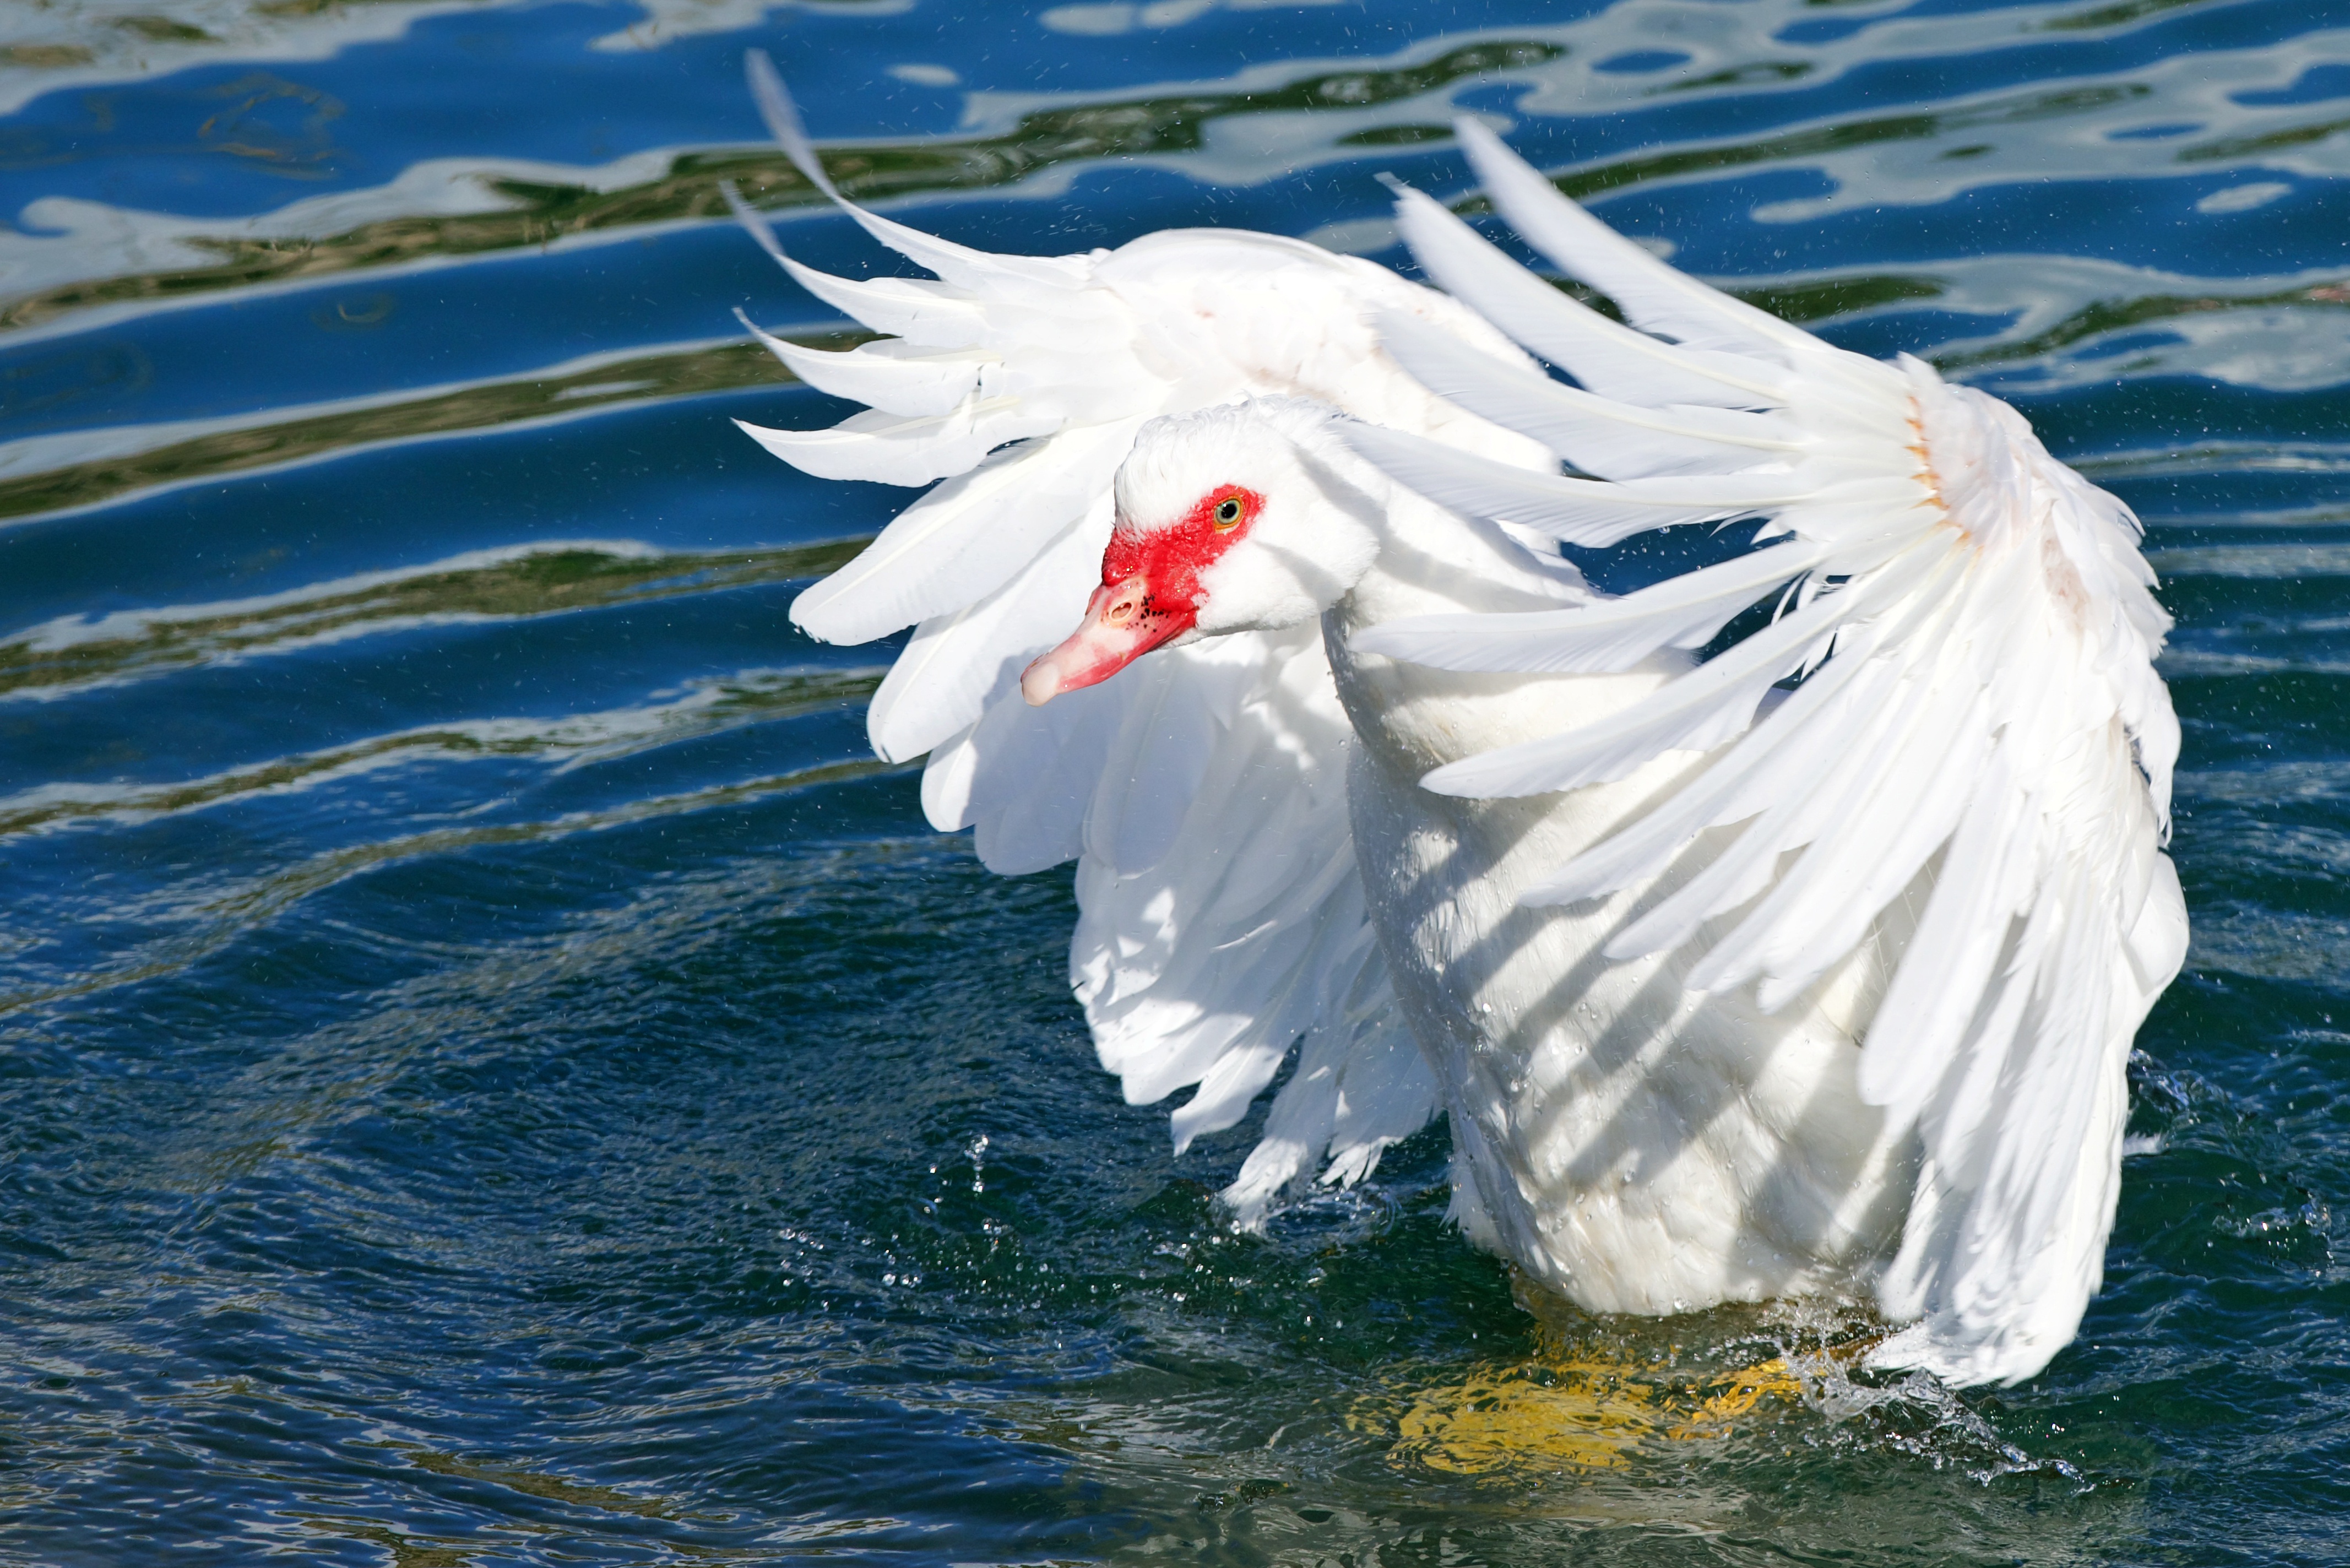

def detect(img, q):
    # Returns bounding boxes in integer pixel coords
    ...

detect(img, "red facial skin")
[1021,486,1262,706]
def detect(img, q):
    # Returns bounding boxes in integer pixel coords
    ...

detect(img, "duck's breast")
[1330,632,1919,1314]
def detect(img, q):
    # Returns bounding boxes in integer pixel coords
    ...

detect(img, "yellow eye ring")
[1213,496,1244,530]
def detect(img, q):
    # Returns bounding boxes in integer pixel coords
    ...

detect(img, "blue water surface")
[1,0,2347,1562]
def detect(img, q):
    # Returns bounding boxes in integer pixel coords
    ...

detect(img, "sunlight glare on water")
[0,0,2346,1562]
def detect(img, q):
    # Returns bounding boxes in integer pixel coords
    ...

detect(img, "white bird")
[731,55,2187,1386]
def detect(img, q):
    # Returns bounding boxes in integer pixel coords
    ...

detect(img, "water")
[0,0,2344,1560]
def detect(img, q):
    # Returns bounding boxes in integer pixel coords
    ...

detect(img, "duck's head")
[1021,398,1381,705]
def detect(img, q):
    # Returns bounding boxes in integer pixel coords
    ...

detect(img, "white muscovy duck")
[730,55,2187,1386]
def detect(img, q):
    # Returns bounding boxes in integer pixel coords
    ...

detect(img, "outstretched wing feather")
[1454,117,1818,361]
[1360,154,2182,1385]
[793,421,1131,645]
[742,61,1440,1213]
[864,491,1111,763]
[1374,309,1794,479]
[1342,424,1789,548]
[1391,186,1788,410]
[1354,533,1833,674]
[740,310,984,416]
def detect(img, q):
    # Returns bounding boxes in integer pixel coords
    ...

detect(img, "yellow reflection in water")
[1360,1319,1881,1476]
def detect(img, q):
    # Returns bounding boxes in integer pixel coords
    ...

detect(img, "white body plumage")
[1321,471,1919,1323]
[731,56,2186,1386]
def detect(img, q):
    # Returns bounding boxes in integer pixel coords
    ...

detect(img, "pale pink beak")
[1021,576,1180,706]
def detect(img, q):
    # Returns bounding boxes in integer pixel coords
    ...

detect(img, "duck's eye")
[1213,496,1244,530]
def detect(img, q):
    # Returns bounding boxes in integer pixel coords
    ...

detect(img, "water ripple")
[0,0,2344,1562]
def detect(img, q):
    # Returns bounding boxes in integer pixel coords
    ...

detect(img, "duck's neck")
[1297,435,1592,779]
[1311,439,1584,647]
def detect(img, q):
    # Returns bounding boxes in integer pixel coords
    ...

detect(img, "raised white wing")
[1346,118,2187,1385]
[732,56,1561,1217]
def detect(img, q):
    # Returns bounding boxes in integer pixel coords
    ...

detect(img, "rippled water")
[2,0,2346,1561]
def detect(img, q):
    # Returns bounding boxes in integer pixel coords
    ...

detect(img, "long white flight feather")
[1453,117,1819,362]
[1354,129,2183,1386]
[736,59,1452,1219]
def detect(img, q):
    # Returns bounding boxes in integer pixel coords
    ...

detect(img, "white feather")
[1374,308,1798,480]
[865,492,1112,763]
[1453,117,1818,362]
[1348,151,2184,1384]
[1355,535,1833,675]
[750,65,2185,1386]
[1391,186,1789,410]
[793,422,1131,645]
[741,66,1472,1205]
[735,399,1061,487]
[1342,423,1794,547]
[741,311,986,417]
